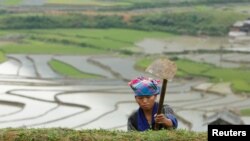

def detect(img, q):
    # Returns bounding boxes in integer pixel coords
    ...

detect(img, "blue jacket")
[127,103,178,131]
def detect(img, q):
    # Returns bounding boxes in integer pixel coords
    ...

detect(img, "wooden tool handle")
[154,79,168,130]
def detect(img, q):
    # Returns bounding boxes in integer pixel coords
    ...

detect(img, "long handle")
[154,79,168,130]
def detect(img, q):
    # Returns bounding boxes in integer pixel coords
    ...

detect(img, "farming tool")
[145,58,177,130]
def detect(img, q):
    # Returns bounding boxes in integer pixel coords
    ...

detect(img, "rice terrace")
[0,0,250,140]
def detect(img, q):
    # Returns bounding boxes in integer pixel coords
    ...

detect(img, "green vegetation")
[240,108,250,116]
[135,58,250,94]
[0,29,173,55]
[0,0,22,6]
[49,59,101,79]
[176,59,250,94]
[47,0,131,6]
[0,4,248,36]
[0,39,107,55]
[0,128,206,141]
[3,0,249,9]
[0,51,6,63]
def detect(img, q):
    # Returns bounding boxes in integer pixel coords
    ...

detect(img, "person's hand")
[154,113,167,124]
[154,113,173,127]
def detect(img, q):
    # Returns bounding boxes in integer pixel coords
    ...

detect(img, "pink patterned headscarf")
[128,76,160,96]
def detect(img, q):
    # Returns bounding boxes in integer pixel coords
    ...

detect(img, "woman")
[127,76,178,131]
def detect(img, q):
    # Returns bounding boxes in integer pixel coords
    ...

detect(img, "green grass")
[0,39,107,55]
[0,28,174,55]
[49,59,102,79]
[0,0,22,6]
[46,0,131,6]
[0,128,207,141]
[35,28,173,43]
[30,32,132,50]
[0,50,6,63]
[176,60,250,93]
[175,59,212,75]
[135,56,155,71]
[240,108,250,116]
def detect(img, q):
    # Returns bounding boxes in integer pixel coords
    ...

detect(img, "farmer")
[127,76,178,131]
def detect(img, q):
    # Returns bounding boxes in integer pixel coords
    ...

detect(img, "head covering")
[128,76,160,96]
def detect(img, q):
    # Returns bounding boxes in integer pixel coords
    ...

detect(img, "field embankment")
[0,128,206,141]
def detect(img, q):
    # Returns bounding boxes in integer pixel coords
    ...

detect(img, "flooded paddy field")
[0,35,250,132]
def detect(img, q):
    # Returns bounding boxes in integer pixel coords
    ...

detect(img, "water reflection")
[0,51,250,131]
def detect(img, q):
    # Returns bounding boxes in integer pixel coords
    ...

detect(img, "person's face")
[135,95,157,111]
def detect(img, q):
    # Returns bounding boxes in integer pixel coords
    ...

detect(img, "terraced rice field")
[0,46,250,131]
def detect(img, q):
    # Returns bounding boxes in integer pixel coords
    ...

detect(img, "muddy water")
[136,36,230,54]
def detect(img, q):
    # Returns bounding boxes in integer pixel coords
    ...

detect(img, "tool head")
[145,58,177,80]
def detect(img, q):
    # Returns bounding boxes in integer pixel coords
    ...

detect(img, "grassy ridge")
[0,128,207,141]
[49,59,102,79]
[47,0,131,6]
[0,51,6,63]
[0,29,173,55]
[0,0,22,6]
